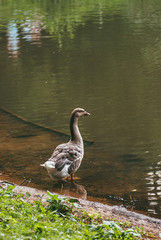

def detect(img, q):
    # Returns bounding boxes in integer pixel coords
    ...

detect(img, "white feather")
[41,161,70,179]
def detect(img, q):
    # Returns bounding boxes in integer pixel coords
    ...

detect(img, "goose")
[40,108,90,181]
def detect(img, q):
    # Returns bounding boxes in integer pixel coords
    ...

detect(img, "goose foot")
[70,177,81,180]
[69,174,81,183]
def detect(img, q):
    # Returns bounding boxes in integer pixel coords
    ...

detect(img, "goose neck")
[70,115,83,145]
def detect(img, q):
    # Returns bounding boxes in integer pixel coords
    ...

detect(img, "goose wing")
[48,143,83,172]
[55,159,71,171]
[49,143,82,162]
[68,157,82,175]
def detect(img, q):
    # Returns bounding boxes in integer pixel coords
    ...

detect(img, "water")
[0,0,161,217]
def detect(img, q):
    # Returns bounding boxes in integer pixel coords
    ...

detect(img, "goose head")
[71,108,90,118]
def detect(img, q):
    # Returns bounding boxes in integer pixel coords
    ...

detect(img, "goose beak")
[84,111,90,116]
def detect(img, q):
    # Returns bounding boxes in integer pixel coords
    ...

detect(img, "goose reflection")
[53,181,87,200]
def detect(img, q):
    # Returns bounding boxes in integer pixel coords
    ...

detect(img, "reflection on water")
[7,19,42,59]
[1,0,161,218]
[146,162,161,216]
[52,181,87,200]
[21,18,42,45]
[7,22,20,58]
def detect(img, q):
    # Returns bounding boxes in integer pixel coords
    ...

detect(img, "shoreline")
[1,179,161,239]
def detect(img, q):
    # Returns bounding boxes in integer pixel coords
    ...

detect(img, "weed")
[0,187,142,239]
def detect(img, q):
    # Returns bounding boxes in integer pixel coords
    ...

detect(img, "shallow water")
[0,0,161,218]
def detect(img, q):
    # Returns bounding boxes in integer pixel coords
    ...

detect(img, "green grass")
[0,186,141,239]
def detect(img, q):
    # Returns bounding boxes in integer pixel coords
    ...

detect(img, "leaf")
[47,191,59,201]
[47,191,54,197]
[26,192,31,198]
[103,220,122,232]
[16,193,24,199]
[7,185,15,191]
[73,203,82,209]
[68,198,79,203]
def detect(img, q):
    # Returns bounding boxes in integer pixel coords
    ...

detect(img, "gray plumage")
[40,108,90,181]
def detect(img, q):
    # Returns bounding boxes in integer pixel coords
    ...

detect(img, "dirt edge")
[12,185,161,239]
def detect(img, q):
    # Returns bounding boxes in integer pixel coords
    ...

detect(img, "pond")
[0,0,161,218]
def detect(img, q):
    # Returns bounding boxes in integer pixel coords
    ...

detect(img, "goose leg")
[71,173,74,183]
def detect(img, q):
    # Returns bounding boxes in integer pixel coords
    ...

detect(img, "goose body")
[41,108,90,181]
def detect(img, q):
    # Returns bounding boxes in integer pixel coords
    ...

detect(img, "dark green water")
[1,0,161,218]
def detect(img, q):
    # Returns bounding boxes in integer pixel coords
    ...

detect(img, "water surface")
[0,0,161,218]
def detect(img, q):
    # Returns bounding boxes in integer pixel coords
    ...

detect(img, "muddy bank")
[5,184,159,239]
